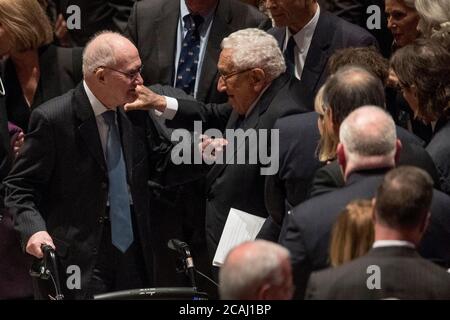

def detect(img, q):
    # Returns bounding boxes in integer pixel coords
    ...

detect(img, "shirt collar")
[373,240,416,249]
[83,81,116,116]
[245,83,271,118]
[285,4,320,49]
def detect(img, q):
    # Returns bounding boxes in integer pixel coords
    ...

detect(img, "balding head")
[82,32,137,76]
[82,32,143,108]
[323,66,386,131]
[219,240,293,300]
[337,106,400,178]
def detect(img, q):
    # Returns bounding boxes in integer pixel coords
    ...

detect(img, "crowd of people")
[0,0,449,300]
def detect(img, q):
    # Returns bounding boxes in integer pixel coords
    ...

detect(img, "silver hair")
[402,0,416,9]
[415,0,450,38]
[221,28,286,81]
[82,31,124,76]
[219,240,290,300]
[339,106,397,161]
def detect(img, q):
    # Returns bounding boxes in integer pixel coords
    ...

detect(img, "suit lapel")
[74,84,107,172]
[197,1,232,102]
[301,10,332,94]
[117,107,134,183]
[155,0,180,84]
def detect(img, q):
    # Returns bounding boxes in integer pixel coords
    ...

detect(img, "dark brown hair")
[390,38,450,121]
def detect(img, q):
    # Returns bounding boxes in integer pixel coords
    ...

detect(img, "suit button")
[98,216,104,224]
[92,247,98,255]
[101,182,108,190]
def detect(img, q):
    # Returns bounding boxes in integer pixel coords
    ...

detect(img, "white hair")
[415,0,450,39]
[339,106,397,163]
[82,31,126,76]
[221,28,286,81]
[219,240,290,300]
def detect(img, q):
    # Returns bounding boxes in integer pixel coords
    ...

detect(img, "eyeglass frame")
[97,65,144,81]
[218,68,254,82]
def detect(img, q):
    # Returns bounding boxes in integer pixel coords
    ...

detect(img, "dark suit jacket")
[60,0,136,46]
[1,44,83,132]
[269,10,378,109]
[426,120,450,195]
[4,83,172,299]
[169,74,309,259]
[281,168,450,299]
[257,111,322,241]
[126,0,270,103]
[318,0,392,57]
[280,169,386,299]
[310,140,441,198]
[306,246,450,300]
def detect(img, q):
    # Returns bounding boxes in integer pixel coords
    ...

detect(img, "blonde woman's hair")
[315,85,338,162]
[329,199,374,267]
[0,0,53,52]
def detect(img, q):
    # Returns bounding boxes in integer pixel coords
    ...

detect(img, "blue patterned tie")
[175,14,204,95]
[102,111,133,253]
[284,36,296,76]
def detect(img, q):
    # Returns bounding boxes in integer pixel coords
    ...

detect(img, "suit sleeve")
[308,163,343,198]
[280,213,313,299]
[4,108,55,247]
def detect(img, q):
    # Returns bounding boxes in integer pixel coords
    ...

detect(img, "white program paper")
[213,208,266,267]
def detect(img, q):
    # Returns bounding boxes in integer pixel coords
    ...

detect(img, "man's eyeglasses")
[219,68,254,82]
[99,65,144,81]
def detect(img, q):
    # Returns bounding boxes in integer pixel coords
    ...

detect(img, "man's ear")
[394,139,402,164]
[258,283,272,300]
[94,67,106,84]
[251,68,266,91]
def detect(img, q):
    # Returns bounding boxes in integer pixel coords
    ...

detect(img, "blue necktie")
[284,36,296,76]
[175,14,204,95]
[102,111,133,253]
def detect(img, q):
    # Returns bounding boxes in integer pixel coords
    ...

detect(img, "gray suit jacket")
[126,0,270,103]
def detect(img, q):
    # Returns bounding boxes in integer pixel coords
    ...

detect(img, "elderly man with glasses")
[4,32,177,299]
[125,28,310,279]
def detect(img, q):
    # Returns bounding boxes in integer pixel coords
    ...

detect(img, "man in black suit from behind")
[4,32,174,299]
[306,166,450,300]
[280,106,450,299]
[265,0,378,109]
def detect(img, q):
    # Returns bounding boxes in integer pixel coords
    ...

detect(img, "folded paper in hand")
[213,208,266,267]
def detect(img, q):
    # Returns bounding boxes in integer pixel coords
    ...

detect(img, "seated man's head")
[185,0,218,16]
[266,0,318,33]
[82,32,144,108]
[373,166,433,245]
[337,106,401,179]
[219,240,294,300]
[217,28,285,115]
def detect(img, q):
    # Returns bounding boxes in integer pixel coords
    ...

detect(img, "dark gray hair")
[322,66,386,127]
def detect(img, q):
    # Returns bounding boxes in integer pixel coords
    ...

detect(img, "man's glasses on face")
[218,68,254,82]
[99,65,144,81]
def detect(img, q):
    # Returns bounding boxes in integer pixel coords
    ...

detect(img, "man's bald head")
[82,32,137,76]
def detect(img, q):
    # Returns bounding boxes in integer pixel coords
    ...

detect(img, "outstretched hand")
[124,85,167,112]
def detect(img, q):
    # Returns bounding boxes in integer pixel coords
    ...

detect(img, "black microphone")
[167,239,196,289]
